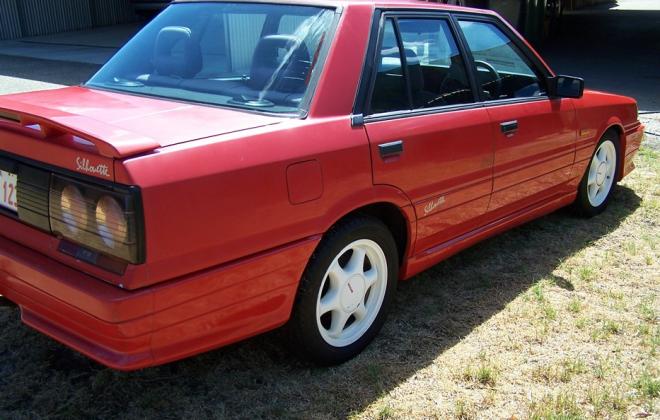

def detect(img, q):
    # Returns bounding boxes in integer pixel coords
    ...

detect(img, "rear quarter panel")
[117,118,413,289]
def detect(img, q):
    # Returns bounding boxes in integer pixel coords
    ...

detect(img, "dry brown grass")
[1,144,658,419]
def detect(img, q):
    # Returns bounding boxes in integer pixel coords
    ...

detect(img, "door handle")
[379,140,404,158]
[500,120,519,134]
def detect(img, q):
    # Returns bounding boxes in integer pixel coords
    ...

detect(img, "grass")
[0,146,658,418]
[461,363,498,387]
[587,386,630,417]
[454,399,476,420]
[634,371,660,399]
[376,404,395,420]
[532,358,587,384]
[577,266,597,283]
[638,298,656,322]
[567,298,582,314]
[529,393,582,420]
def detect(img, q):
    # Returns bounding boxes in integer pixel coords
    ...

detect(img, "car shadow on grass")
[0,186,641,419]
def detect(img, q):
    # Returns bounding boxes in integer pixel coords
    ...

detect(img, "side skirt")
[401,191,577,279]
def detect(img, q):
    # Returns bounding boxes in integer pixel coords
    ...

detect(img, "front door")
[362,15,494,254]
[457,18,577,217]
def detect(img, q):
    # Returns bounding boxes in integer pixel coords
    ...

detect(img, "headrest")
[154,26,202,78]
[250,35,310,91]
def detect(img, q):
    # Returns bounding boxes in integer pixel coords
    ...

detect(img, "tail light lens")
[49,175,144,264]
[96,196,129,247]
[59,185,88,234]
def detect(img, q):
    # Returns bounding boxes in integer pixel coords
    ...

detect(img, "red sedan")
[0,0,644,370]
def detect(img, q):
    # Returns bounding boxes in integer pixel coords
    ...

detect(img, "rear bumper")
[0,234,318,371]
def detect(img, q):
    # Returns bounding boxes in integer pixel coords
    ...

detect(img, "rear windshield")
[86,3,335,115]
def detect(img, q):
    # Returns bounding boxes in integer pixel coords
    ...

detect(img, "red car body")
[0,0,644,370]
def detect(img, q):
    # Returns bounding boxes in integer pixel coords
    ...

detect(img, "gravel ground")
[640,113,660,151]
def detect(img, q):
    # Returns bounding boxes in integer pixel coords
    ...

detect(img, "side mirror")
[548,75,584,99]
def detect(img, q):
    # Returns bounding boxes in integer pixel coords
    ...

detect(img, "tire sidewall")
[576,133,620,217]
[289,217,399,365]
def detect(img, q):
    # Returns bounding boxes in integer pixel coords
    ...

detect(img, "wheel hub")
[586,139,617,208]
[315,239,389,348]
[341,275,365,312]
[596,162,607,186]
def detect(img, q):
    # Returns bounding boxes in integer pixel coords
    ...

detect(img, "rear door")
[358,13,494,254]
[456,17,577,216]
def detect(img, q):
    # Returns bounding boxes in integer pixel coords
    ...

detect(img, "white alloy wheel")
[587,140,617,207]
[316,239,388,347]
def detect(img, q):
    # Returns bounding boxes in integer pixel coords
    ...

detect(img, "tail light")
[49,175,144,264]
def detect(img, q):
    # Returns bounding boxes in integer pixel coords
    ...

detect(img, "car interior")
[90,4,333,113]
[459,20,546,100]
[137,26,313,108]
[370,19,474,114]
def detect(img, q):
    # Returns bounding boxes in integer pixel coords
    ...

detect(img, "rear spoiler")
[0,98,160,159]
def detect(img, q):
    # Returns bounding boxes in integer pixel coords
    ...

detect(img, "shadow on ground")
[0,186,641,418]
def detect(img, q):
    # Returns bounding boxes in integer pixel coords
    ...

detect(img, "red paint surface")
[287,160,324,204]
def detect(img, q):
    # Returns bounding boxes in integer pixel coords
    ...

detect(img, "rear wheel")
[285,216,398,365]
[573,132,619,217]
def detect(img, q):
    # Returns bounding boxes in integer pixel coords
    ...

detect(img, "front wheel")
[573,133,619,217]
[285,216,399,365]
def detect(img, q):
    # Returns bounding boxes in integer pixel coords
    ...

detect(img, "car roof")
[172,0,496,16]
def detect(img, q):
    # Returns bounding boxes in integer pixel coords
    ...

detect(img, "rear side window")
[458,20,546,100]
[370,18,408,114]
[397,18,473,108]
[369,16,474,115]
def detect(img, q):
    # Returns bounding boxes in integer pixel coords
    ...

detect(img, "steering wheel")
[474,60,502,100]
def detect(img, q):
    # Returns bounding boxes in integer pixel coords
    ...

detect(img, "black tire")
[573,131,620,217]
[284,215,399,365]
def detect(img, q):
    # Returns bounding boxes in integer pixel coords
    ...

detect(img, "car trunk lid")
[0,86,284,162]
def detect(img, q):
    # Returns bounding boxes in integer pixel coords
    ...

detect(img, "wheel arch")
[599,120,625,181]
[334,201,412,266]
[315,185,416,271]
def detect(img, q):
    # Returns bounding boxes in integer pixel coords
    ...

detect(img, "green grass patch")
[529,393,583,420]
[633,371,660,399]
[567,298,582,314]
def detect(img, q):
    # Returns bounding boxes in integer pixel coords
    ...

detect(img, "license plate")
[0,170,18,213]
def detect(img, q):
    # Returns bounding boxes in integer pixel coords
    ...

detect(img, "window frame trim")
[351,8,383,122]
[391,17,414,113]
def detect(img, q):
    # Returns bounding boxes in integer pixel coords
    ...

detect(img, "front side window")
[87,3,335,115]
[458,20,546,100]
